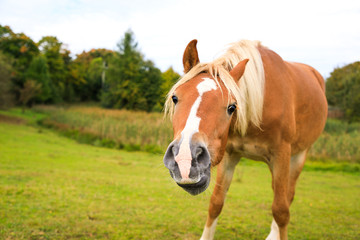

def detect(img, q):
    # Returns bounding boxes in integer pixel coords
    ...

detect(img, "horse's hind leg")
[200,153,239,240]
[288,150,307,203]
[266,149,307,240]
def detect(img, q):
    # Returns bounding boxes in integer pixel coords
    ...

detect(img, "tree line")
[326,61,360,122]
[0,25,180,112]
[0,24,359,121]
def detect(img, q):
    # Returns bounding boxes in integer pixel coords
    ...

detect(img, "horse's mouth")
[176,176,210,195]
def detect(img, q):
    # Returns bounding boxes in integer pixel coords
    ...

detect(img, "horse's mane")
[165,40,265,135]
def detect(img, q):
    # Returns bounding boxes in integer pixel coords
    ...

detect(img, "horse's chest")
[227,139,271,163]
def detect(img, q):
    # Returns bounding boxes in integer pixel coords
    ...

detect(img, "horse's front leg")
[268,143,291,240]
[200,153,239,240]
[266,149,308,240]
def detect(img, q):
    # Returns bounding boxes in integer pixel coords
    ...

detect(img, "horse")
[163,39,327,240]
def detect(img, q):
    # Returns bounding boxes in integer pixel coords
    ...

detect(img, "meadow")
[34,105,174,154]
[0,109,359,239]
[30,105,360,164]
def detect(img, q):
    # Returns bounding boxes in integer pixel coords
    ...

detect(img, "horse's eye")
[227,104,237,115]
[172,95,178,105]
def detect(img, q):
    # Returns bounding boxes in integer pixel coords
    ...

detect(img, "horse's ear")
[230,59,249,82]
[183,39,200,73]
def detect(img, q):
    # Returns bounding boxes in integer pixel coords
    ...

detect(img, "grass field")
[33,105,173,154]
[28,105,360,163]
[0,118,359,239]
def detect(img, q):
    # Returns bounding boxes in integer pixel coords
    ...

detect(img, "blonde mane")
[165,40,265,135]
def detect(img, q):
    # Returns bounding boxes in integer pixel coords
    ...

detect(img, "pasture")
[27,105,360,163]
[0,116,359,239]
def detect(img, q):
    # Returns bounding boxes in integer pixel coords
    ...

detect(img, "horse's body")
[163,40,327,240]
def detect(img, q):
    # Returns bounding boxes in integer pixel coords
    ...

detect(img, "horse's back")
[287,62,325,93]
[257,46,327,153]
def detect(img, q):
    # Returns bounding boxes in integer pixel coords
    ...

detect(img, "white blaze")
[175,78,217,182]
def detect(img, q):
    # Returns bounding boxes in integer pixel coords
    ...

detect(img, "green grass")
[0,108,48,125]
[1,121,359,239]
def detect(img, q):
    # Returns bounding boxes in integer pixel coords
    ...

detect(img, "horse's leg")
[288,150,307,203]
[265,143,291,240]
[200,153,239,240]
[266,149,308,240]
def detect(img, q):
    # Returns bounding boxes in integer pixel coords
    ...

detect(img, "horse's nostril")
[194,145,211,168]
[195,147,203,158]
[172,143,179,156]
[163,142,178,171]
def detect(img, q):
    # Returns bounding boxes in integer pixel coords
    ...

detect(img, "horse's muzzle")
[176,175,209,195]
[163,140,211,195]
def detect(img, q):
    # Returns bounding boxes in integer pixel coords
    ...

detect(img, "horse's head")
[163,40,248,195]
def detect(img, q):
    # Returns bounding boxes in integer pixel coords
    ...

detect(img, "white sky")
[0,0,359,77]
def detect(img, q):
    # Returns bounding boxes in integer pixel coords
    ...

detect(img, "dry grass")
[309,119,360,163]
[34,105,173,153]
[33,105,360,163]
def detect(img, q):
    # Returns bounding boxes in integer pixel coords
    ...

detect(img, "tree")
[0,51,15,109]
[38,36,66,102]
[140,60,163,111]
[72,49,114,101]
[19,79,42,112]
[0,25,13,38]
[152,67,180,111]
[25,54,52,102]
[101,29,143,109]
[0,25,39,89]
[87,57,103,98]
[326,62,360,122]
[61,48,78,102]
[101,29,163,111]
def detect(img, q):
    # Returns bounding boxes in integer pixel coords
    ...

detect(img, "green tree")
[38,36,66,102]
[140,60,163,111]
[159,67,181,109]
[0,25,39,89]
[161,67,180,92]
[61,48,78,102]
[326,62,360,122]
[0,25,13,38]
[87,57,103,98]
[101,29,163,111]
[72,49,114,101]
[101,29,143,109]
[153,67,180,111]
[25,54,52,102]
[19,79,42,112]
[0,51,15,109]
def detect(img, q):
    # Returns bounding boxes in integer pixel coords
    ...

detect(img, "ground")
[0,121,359,239]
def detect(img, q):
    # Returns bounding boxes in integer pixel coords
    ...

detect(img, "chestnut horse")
[163,39,327,240]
